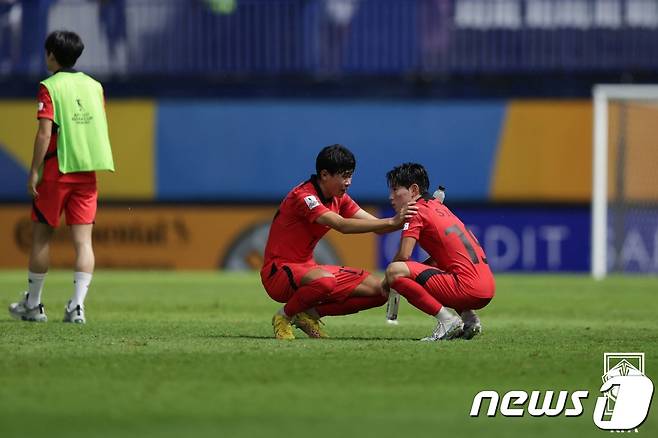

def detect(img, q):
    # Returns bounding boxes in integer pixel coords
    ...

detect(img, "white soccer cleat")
[421,317,463,341]
[8,292,47,322]
[63,301,86,324]
[461,310,482,340]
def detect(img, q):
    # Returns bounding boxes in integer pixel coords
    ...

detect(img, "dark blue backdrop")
[378,205,592,272]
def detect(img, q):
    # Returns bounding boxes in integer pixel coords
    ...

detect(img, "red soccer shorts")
[404,261,493,313]
[31,181,98,227]
[260,261,370,304]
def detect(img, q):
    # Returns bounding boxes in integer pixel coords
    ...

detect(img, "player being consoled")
[383,163,495,341]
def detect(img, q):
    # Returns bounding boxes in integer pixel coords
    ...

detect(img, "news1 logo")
[470,353,654,432]
[593,353,654,431]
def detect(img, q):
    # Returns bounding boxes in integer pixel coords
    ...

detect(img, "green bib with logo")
[40,72,114,173]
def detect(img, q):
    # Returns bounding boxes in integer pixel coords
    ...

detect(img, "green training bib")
[41,71,114,173]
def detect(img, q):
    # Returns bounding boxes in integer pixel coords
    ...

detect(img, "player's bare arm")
[316,201,417,234]
[352,208,416,234]
[392,236,417,262]
[383,236,416,297]
[351,208,378,220]
[315,210,397,234]
[28,118,53,198]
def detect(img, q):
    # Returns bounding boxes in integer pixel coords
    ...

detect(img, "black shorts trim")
[31,201,50,226]
[281,265,298,290]
[415,268,449,286]
[44,150,57,161]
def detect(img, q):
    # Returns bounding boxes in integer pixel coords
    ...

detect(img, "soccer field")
[1,271,656,438]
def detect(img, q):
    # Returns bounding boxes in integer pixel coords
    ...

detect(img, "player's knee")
[31,224,54,247]
[385,261,408,284]
[358,274,384,296]
[302,268,333,284]
[73,241,93,255]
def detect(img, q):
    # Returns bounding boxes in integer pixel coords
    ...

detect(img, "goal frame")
[591,84,658,279]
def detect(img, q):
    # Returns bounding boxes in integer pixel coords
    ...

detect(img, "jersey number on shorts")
[445,224,488,265]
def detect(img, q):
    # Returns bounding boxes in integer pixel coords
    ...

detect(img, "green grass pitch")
[1,271,656,438]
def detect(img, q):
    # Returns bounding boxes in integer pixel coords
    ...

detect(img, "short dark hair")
[316,144,356,176]
[45,30,84,68]
[386,163,430,194]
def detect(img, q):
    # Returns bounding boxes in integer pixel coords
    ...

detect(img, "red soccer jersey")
[37,84,96,183]
[263,175,361,265]
[401,195,493,291]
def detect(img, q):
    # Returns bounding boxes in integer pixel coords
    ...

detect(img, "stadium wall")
[3,98,656,272]
[0,99,155,200]
[0,204,588,272]
[0,205,378,271]
[2,203,656,273]
[1,98,597,202]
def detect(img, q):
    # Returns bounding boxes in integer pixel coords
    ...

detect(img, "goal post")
[591,85,658,279]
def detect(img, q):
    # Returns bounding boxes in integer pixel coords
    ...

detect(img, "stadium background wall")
[2,99,657,273]
[0,204,610,273]
[1,98,601,202]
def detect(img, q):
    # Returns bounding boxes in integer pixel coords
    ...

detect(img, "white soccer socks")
[69,271,92,310]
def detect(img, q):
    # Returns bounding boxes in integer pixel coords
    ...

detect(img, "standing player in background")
[8,30,114,324]
[383,163,495,341]
[261,144,416,340]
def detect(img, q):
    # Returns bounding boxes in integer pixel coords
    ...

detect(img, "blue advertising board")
[156,99,504,201]
[608,208,658,273]
[377,205,591,272]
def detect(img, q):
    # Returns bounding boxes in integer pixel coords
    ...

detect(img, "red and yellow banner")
[0,205,377,271]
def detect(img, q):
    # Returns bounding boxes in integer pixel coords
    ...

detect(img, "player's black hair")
[316,144,356,176]
[45,30,84,68]
[386,163,430,194]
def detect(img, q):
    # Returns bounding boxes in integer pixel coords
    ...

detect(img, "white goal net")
[592,85,658,278]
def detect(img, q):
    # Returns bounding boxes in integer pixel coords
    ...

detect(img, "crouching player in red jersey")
[261,145,416,340]
[383,163,495,341]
